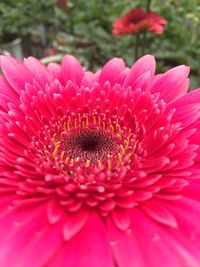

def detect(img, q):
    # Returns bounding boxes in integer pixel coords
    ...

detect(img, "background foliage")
[0,0,200,89]
[56,0,200,89]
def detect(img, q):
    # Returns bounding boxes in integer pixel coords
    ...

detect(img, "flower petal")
[47,62,64,84]
[123,54,155,88]
[111,208,130,231]
[140,199,178,228]
[47,213,114,267]
[81,71,96,87]
[24,57,53,88]
[61,55,84,86]
[62,208,90,241]
[0,55,34,93]
[164,197,200,247]
[98,58,126,87]
[47,198,64,224]
[150,65,190,103]
[107,214,147,267]
[0,203,49,266]
[10,219,65,267]
[130,208,199,267]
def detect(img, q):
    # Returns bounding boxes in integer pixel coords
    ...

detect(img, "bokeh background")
[0,0,200,89]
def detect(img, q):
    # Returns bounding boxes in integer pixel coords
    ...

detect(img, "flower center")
[64,128,115,162]
[31,111,137,184]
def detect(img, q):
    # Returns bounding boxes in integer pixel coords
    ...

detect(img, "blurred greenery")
[1,0,200,89]
[0,0,55,40]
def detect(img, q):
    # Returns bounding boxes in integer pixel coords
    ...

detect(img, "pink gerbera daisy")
[0,54,200,267]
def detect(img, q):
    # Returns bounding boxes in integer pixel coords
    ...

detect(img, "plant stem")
[134,33,140,60]
[146,0,152,12]
[142,31,147,54]
[143,0,152,54]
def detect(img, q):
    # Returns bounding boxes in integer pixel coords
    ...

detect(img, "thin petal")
[98,58,126,87]
[47,198,64,224]
[123,54,156,88]
[150,65,190,103]
[24,57,52,88]
[62,208,90,241]
[81,71,96,87]
[111,208,130,231]
[47,62,64,84]
[61,55,84,86]
[140,199,178,228]
[168,87,200,108]
[0,55,34,93]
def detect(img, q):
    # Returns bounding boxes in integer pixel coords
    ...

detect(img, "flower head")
[0,54,200,266]
[113,7,167,36]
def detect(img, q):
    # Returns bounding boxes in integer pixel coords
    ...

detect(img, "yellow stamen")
[109,124,115,134]
[52,143,59,158]
[52,133,57,142]
[97,115,101,125]
[118,153,122,166]
[60,150,65,160]
[67,119,71,130]
[93,115,97,125]
[120,145,125,155]
[125,136,131,150]
[85,116,89,127]
[97,160,102,169]
[107,158,112,171]
[86,159,91,166]
[82,120,85,128]
[74,118,77,128]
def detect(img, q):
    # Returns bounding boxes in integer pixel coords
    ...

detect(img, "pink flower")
[113,8,167,36]
[0,54,200,267]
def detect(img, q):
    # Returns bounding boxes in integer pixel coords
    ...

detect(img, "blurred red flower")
[113,7,167,36]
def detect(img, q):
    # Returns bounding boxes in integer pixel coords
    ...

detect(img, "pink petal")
[61,55,84,86]
[47,213,114,267]
[11,219,65,267]
[158,220,200,266]
[0,55,34,93]
[170,103,200,128]
[114,68,129,85]
[62,208,90,241]
[180,182,200,200]
[130,208,195,267]
[0,75,19,101]
[150,65,190,103]
[140,199,178,228]
[107,216,148,267]
[24,57,52,88]
[81,71,96,87]
[163,197,200,247]
[98,58,126,87]
[47,198,64,224]
[168,87,200,108]
[111,208,130,231]
[131,71,152,91]
[123,55,156,88]
[0,203,49,266]
[47,62,64,84]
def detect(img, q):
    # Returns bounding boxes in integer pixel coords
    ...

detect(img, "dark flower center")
[64,128,115,162]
